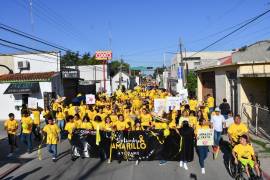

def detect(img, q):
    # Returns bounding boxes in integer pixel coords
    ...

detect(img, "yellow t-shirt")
[114,121,129,131]
[189,99,198,111]
[75,119,83,129]
[104,123,113,131]
[21,117,33,134]
[42,110,50,118]
[140,113,152,127]
[4,119,18,134]
[228,123,248,142]
[43,124,60,144]
[207,97,215,108]
[92,121,105,130]
[153,121,167,129]
[86,110,96,121]
[233,144,254,160]
[80,122,93,130]
[189,116,198,128]
[65,122,76,140]
[32,110,41,125]
[56,112,65,121]
[52,102,59,111]
[110,115,118,123]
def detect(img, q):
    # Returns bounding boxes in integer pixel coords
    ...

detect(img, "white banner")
[197,129,214,146]
[179,88,188,102]
[28,97,38,109]
[154,99,166,115]
[166,96,181,112]
[86,94,96,105]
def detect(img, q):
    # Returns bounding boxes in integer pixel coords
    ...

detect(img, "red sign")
[95,50,112,60]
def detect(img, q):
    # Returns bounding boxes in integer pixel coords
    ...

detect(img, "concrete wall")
[233,41,270,63]
[0,56,14,75]
[215,69,227,107]
[13,53,60,73]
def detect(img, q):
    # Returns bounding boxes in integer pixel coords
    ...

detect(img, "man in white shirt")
[210,107,225,157]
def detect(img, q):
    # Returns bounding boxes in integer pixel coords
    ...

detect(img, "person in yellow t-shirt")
[64,115,76,143]
[228,115,248,145]
[232,135,260,178]
[189,111,198,129]
[140,108,152,128]
[80,116,93,130]
[206,94,215,113]
[114,114,130,131]
[110,111,118,123]
[56,107,65,132]
[43,118,60,161]
[21,111,33,153]
[134,119,142,131]
[42,107,51,124]
[178,110,189,128]
[103,105,112,116]
[189,97,198,111]
[74,114,82,129]
[4,113,19,156]
[104,116,113,131]
[51,99,59,119]
[92,115,105,130]
[31,108,42,141]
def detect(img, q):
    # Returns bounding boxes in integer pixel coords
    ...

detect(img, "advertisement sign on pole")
[95,50,112,60]
[197,129,214,146]
[86,94,96,105]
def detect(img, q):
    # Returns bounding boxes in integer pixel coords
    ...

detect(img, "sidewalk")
[249,132,270,179]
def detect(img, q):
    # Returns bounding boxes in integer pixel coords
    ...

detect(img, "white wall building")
[0,52,62,120]
[112,72,130,92]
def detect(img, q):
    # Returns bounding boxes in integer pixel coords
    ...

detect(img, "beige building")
[196,41,270,124]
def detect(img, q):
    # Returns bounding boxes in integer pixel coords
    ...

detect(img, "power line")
[0,43,57,64]
[0,23,70,52]
[189,9,270,57]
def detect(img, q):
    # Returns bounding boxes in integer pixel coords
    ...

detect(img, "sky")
[0,0,270,67]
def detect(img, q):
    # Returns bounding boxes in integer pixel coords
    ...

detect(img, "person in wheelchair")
[232,135,261,178]
[227,115,248,146]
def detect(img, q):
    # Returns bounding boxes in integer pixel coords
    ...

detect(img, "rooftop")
[0,72,58,83]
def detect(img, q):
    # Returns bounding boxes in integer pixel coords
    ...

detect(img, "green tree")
[61,51,80,66]
[109,60,130,77]
[186,71,197,97]
[153,67,165,78]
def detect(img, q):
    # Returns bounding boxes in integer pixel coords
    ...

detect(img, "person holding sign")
[195,118,211,174]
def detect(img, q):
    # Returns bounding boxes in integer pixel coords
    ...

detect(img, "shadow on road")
[78,160,105,180]
[4,166,42,180]
[190,173,197,180]
[219,138,233,176]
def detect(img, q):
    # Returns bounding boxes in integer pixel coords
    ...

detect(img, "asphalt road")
[4,139,233,180]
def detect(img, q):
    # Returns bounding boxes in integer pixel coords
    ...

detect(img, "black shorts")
[8,134,17,146]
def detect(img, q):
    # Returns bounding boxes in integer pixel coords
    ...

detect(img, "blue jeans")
[47,144,57,158]
[21,133,32,151]
[197,146,208,168]
[57,120,65,131]
[214,130,222,146]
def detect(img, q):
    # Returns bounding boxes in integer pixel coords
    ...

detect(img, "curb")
[0,163,21,179]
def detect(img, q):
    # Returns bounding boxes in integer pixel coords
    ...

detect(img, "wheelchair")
[228,156,263,180]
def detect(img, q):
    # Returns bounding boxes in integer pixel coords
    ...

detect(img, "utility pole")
[119,58,123,89]
[179,38,184,88]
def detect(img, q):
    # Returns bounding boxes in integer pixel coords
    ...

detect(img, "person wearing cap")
[210,107,225,159]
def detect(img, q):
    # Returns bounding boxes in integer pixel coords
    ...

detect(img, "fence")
[241,103,270,140]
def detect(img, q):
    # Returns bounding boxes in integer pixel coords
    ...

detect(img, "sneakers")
[7,153,13,157]
[201,168,205,174]
[179,161,183,167]
[159,160,167,165]
[107,159,111,164]
[135,160,139,165]
[183,163,188,170]
[52,157,57,162]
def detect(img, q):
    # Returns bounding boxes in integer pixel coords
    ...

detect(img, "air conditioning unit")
[18,61,30,70]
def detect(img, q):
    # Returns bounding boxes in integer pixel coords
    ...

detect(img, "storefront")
[0,72,63,120]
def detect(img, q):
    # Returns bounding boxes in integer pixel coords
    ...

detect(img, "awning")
[4,82,40,94]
